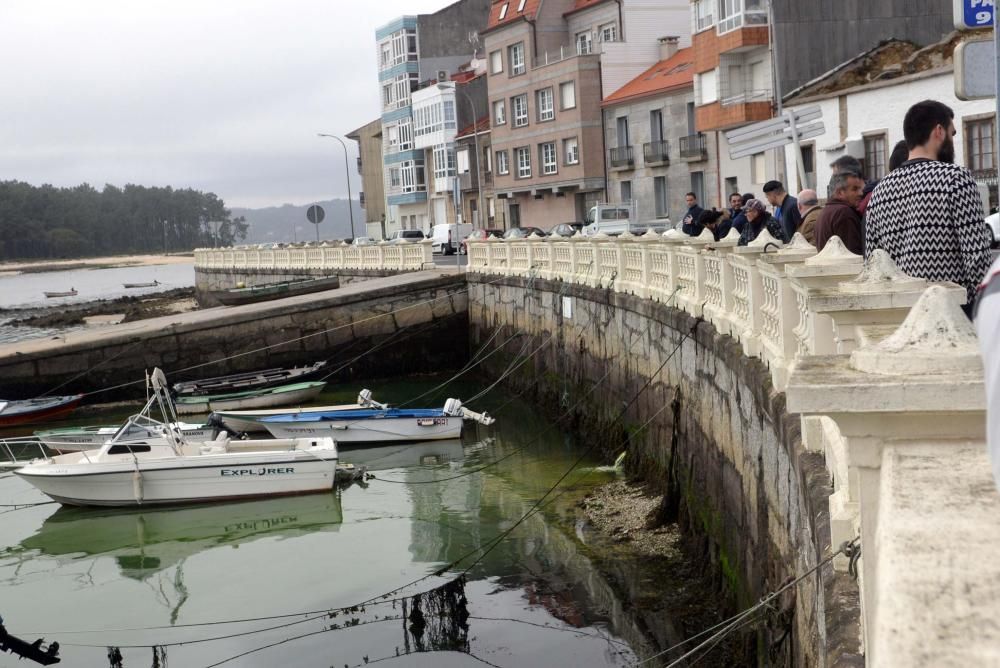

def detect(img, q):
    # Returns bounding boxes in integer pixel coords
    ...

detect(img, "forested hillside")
[0,180,247,260]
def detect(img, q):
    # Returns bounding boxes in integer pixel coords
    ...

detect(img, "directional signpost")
[725,106,824,191]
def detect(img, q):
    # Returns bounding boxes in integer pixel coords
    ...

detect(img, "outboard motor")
[358,389,373,406]
[443,398,463,417]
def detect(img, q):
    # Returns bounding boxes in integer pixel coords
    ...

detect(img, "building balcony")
[695,100,772,132]
[679,134,708,161]
[693,25,769,72]
[643,140,671,166]
[484,171,494,187]
[609,146,634,170]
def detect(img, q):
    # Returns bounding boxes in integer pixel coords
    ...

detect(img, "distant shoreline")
[0,253,194,275]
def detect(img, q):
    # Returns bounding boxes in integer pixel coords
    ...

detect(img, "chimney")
[658,36,679,61]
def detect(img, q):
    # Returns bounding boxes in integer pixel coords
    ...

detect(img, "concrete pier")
[0,269,468,398]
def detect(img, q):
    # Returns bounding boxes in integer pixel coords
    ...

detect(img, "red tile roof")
[486,0,540,31]
[456,116,491,139]
[563,0,613,17]
[602,47,694,106]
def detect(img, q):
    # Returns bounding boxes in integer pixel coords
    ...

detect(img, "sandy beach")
[0,253,194,274]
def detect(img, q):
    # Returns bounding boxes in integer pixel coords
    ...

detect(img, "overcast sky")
[1,1,457,209]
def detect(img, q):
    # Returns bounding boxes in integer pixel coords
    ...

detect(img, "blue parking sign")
[956,0,995,30]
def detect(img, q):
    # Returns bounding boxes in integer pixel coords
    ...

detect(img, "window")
[537,88,554,122]
[512,94,528,127]
[509,42,525,76]
[620,180,632,203]
[650,109,663,143]
[496,150,510,175]
[559,81,576,109]
[693,0,714,31]
[864,133,887,181]
[725,177,739,197]
[483,146,492,172]
[718,0,767,34]
[380,43,392,68]
[576,31,593,55]
[654,177,668,218]
[443,100,456,129]
[382,83,393,108]
[515,146,531,178]
[564,137,579,165]
[751,152,766,184]
[686,102,697,136]
[801,144,815,190]
[398,119,412,150]
[499,2,508,20]
[400,159,426,193]
[490,50,503,74]
[493,100,506,126]
[518,0,527,10]
[433,145,456,179]
[968,117,996,172]
[616,116,629,147]
[388,167,401,188]
[690,171,705,206]
[695,69,718,105]
[541,142,557,174]
[599,22,618,43]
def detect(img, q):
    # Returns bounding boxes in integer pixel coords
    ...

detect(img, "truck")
[430,222,473,255]
[582,202,673,236]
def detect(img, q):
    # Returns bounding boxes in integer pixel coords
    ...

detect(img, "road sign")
[955,0,995,31]
[956,37,995,99]
[725,107,825,191]
[306,205,325,225]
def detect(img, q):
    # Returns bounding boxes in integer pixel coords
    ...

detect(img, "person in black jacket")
[731,192,754,234]
[681,192,704,236]
[763,180,799,241]
[699,209,727,241]
[738,199,784,246]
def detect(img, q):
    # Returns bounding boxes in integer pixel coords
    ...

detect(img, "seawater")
[0,261,195,344]
[0,377,663,667]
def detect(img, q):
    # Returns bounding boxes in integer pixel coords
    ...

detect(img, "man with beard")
[866,100,992,314]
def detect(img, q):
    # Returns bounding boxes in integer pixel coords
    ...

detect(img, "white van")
[430,223,473,255]
[583,202,671,236]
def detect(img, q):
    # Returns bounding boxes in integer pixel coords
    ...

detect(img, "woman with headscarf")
[737,198,785,246]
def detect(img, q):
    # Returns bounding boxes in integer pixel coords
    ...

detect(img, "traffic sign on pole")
[955,37,995,99]
[725,107,825,189]
[955,0,995,31]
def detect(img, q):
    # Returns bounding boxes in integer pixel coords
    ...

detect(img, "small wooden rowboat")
[174,381,327,416]
[172,361,327,396]
[123,280,159,288]
[211,276,340,306]
[43,289,77,298]
[0,395,84,427]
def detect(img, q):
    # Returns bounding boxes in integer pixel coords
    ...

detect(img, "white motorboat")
[261,399,495,443]
[210,389,385,432]
[35,421,219,451]
[13,369,341,507]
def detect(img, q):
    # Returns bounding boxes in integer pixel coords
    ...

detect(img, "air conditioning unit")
[437,70,449,82]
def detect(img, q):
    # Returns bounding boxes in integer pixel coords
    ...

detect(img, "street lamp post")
[456,88,484,229]
[317,133,357,240]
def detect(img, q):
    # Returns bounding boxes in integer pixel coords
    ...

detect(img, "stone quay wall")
[0,272,467,400]
[466,273,856,666]
[465,227,997,667]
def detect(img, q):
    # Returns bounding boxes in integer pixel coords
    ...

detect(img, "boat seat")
[200,434,230,454]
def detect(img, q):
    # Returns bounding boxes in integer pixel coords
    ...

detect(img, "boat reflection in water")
[337,438,469,472]
[19,492,344,582]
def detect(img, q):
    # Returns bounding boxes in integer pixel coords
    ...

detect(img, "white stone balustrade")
[466,231,992,665]
[193,239,435,273]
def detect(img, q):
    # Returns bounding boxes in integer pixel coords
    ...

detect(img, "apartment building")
[455,116,494,228]
[483,0,690,228]
[346,119,386,239]
[688,0,957,203]
[375,0,490,233]
[602,41,720,220]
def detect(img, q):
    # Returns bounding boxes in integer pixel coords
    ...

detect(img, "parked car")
[502,227,547,240]
[388,229,426,243]
[352,237,375,246]
[460,229,503,254]
[986,212,1000,249]
[549,223,584,238]
[430,223,473,255]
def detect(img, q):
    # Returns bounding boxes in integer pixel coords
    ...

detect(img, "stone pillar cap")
[722,227,741,243]
[839,249,926,294]
[748,227,783,249]
[850,285,983,376]
[641,227,660,239]
[804,236,862,266]
[526,232,546,241]
[663,229,688,241]
[779,232,817,255]
[688,228,715,244]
